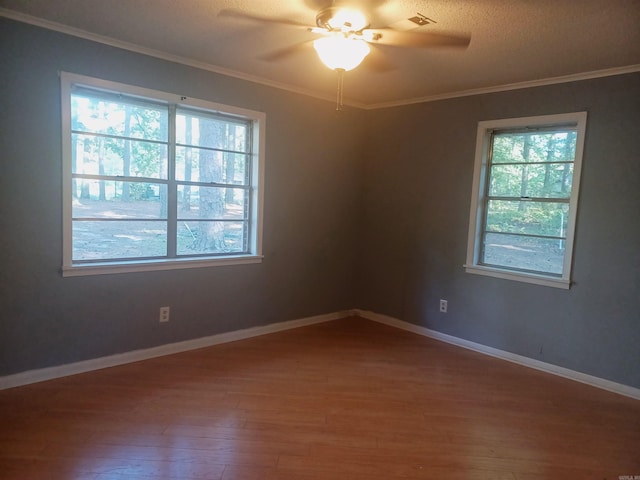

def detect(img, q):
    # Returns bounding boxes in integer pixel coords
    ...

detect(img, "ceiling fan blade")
[218,9,310,29]
[302,0,333,10]
[362,46,396,72]
[368,28,471,49]
[257,41,313,62]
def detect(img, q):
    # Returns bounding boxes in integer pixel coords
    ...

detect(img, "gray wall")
[357,73,640,388]
[0,19,364,375]
[1,18,638,390]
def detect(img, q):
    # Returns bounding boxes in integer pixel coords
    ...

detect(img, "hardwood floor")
[1,317,638,479]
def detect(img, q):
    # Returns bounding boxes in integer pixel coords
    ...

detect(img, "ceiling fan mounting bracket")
[315,7,370,32]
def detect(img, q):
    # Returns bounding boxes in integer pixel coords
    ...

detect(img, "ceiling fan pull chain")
[336,68,345,111]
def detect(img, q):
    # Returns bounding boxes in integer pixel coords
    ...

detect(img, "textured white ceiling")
[1,0,639,107]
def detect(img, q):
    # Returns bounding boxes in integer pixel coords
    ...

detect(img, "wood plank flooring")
[1,317,638,479]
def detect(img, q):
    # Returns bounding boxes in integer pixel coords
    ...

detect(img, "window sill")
[62,255,264,277]
[464,264,571,289]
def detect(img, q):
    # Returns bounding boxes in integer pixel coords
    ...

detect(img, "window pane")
[176,111,248,151]
[485,200,569,237]
[177,221,246,255]
[72,181,167,219]
[71,179,166,208]
[491,131,577,164]
[177,186,246,220]
[489,163,573,198]
[72,133,168,179]
[73,220,167,260]
[482,233,564,275]
[176,147,247,184]
[71,93,168,141]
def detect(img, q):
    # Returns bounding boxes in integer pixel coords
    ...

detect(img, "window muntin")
[465,113,587,288]
[62,73,264,275]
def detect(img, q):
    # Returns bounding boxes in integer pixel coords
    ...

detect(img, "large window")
[465,112,587,288]
[61,73,265,276]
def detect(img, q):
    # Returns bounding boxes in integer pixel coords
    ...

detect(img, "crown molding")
[1,8,638,111]
[0,8,367,110]
[364,64,640,110]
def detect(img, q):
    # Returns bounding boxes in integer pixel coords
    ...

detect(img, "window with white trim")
[465,112,587,288]
[61,73,265,276]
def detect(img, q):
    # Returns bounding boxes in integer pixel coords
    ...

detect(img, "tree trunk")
[80,139,90,199]
[225,125,235,204]
[543,136,554,194]
[159,113,168,217]
[560,134,573,194]
[183,115,192,211]
[518,134,531,210]
[99,138,106,201]
[122,106,131,201]
[196,119,225,251]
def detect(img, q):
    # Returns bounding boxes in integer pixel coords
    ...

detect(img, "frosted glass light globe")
[313,36,370,71]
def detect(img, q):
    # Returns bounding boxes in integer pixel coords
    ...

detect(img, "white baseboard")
[0,310,350,390]
[355,309,640,401]
[3,309,638,400]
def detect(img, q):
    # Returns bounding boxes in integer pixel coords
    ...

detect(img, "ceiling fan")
[219,1,471,109]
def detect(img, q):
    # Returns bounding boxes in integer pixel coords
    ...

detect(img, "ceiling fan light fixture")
[313,36,371,71]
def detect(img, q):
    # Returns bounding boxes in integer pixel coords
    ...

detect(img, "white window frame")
[465,112,587,289]
[60,72,265,277]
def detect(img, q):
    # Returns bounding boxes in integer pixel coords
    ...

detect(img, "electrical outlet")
[159,306,170,322]
[439,299,448,313]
